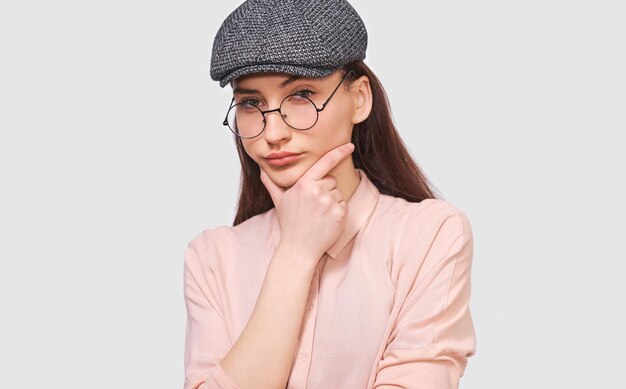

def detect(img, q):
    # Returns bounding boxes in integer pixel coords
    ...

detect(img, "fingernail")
[348,143,355,150]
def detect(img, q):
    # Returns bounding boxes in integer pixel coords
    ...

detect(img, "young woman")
[184,1,476,388]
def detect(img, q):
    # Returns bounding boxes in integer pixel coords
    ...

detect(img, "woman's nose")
[263,110,292,142]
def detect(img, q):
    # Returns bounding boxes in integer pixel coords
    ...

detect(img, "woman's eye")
[241,98,260,106]
[294,88,314,98]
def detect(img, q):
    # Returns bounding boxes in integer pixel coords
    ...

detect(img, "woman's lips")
[265,153,303,167]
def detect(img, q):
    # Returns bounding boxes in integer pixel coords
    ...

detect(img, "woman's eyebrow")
[233,74,306,95]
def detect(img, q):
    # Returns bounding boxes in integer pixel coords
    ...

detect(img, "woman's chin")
[263,156,311,188]
[268,172,298,189]
[265,166,307,189]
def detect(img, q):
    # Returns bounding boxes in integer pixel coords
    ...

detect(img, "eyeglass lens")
[226,94,318,138]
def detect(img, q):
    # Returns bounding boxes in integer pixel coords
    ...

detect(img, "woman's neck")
[328,162,361,204]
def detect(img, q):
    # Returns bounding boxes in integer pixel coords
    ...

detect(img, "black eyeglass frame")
[222,70,357,139]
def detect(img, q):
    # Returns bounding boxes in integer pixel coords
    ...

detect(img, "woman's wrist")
[273,243,321,276]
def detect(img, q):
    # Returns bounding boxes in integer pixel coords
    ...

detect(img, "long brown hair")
[230,60,441,227]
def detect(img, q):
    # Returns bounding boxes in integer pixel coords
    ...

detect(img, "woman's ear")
[350,76,373,125]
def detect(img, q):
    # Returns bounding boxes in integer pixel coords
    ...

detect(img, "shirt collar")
[270,168,380,260]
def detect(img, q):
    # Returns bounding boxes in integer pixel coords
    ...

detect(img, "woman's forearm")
[219,243,319,389]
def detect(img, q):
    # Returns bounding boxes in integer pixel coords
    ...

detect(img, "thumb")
[259,167,284,205]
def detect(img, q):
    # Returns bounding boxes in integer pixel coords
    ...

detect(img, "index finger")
[301,142,355,181]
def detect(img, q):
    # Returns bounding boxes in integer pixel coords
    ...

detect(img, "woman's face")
[232,70,366,189]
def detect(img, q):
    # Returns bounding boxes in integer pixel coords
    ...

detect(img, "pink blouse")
[183,168,476,389]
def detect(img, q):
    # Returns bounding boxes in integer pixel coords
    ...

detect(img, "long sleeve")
[372,209,477,389]
[183,234,242,389]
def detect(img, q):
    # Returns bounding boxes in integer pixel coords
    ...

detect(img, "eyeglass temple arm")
[318,70,355,112]
[223,97,235,126]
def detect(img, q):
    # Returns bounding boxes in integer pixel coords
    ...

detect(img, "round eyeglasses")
[222,70,356,139]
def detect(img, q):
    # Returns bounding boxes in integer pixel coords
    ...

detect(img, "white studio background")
[0,1,624,388]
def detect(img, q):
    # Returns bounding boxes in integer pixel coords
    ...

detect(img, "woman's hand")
[259,142,356,264]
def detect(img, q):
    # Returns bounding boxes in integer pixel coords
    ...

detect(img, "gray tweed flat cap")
[210,0,368,88]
